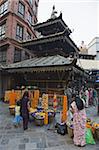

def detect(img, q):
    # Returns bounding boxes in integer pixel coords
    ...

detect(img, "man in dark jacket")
[20,91,30,130]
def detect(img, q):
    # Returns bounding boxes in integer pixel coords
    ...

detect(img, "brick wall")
[0,0,39,64]
[6,45,14,64]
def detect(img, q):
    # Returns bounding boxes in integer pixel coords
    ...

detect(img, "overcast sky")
[38,0,99,47]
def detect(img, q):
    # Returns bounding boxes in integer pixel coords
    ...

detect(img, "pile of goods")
[30,108,55,126]
[29,93,54,126]
[86,118,99,140]
[7,88,55,126]
[34,112,45,126]
[66,117,99,141]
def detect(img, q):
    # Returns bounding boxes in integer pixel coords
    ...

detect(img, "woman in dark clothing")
[20,91,30,130]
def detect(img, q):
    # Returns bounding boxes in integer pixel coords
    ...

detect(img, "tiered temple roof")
[22,14,79,57]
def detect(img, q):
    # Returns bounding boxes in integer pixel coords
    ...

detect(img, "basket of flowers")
[34,112,45,126]
[87,119,99,140]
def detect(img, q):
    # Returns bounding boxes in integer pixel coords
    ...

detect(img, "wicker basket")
[34,116,44,126]
[9,107,15,115]
[67,126,74,138]
[95,128,99,140]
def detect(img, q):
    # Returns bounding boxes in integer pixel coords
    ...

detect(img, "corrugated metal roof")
[77,59,99,70]
[4,55,73,69]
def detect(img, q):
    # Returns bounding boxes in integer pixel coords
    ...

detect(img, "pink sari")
[71,101,86,146]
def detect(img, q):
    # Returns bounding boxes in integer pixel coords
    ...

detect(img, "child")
[13,100,22,127]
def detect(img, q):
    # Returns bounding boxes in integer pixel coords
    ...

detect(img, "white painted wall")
[96,51,99,60]
[88,37,99,60]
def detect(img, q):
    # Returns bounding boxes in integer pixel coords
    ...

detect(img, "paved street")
[0,101,99,150]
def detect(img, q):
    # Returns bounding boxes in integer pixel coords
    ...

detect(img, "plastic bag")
[85,128,96,145]
[55,122,67,135]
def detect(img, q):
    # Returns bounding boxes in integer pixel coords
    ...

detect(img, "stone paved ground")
[0,101,99,150]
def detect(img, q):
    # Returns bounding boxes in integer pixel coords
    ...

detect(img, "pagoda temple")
[0,8,88,98]
[22,11,79,57]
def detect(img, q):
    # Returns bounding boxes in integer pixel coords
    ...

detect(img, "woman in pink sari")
[71,96,86,147]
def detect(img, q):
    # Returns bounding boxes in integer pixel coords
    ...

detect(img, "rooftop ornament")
[50,5,58,19]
